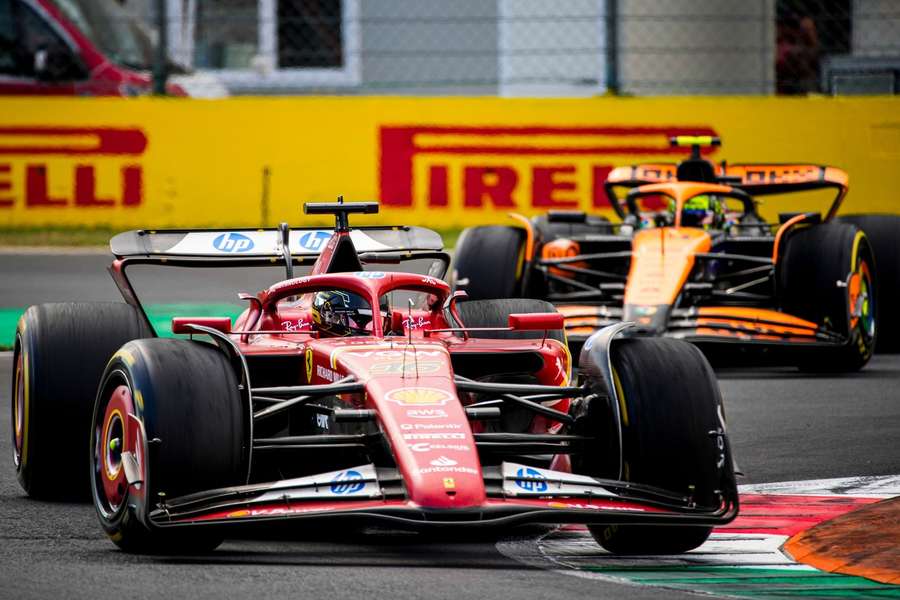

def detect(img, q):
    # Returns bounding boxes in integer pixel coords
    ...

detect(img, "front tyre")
[575,337,735,554]
[780,224,876,371]
[90,339,245,553]
[835,214,900,352]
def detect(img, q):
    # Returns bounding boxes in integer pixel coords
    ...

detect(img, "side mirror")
[508,312,564,331]
[172,317,232,335]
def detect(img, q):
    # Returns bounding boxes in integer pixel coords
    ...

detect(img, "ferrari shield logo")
[305,348,314,381]
[385,387,452,406]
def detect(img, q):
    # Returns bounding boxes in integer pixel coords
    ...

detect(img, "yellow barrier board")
[0,97,898,229]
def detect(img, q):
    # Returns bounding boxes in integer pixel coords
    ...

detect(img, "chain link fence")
[5,0,900,96]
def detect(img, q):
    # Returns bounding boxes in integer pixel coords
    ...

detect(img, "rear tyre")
[780,223,876,371]
[533,213,611,240]
[453,226,526,300]
[456,298,565,346]
[575,337,734,554]
[456,299,568,433]
[12,302,150,500]
[90,339,245,553]
[835,214,900,352]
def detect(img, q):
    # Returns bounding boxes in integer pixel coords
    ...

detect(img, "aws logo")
[0,127,147,209]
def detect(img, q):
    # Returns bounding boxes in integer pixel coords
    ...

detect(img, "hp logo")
[212,232,254,253]
[515,467,548,492]
[297,231,332,252]
[330,470,365,495]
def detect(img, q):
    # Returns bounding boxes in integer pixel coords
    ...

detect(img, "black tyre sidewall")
[91,339,245,553]
[14,303,150,500]
[582,338,733,554]
[455,298,566,346]
[453,226,526,300]
[780,223,875,370]
[835,214,900,352]
[610,338,727,507]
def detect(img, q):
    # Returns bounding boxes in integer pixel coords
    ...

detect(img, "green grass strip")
[580,566,900,598]
[0,304,246,350]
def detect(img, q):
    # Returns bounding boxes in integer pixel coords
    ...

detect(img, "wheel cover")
[849,260,875,345]
[12,349,25,467]
[94,385,135,514]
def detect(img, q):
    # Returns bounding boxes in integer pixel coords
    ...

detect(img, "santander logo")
[429,456,457,467]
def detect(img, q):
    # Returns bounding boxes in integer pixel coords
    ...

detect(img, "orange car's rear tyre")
[12,303,150,500]
[780,223,876,371]
[835,214,900,353]
[91,339,245,553]
[576,337,734,554]
[453,226,526,300]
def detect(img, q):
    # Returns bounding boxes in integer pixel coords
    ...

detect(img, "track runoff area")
[499,476,900,598]
[1,253,899,599]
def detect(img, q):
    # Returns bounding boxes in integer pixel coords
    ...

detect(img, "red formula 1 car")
[11,202,737,555]
[453,137,900,371]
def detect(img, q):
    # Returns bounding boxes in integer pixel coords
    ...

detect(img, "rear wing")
[604,163,849,220]
[721,164,848,218]
[110,226,444,259]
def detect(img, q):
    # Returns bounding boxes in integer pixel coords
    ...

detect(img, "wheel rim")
[94,384,135,515]
[12,348,25,467]
[849,260,875,345]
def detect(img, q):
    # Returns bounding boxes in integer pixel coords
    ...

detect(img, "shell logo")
[386,387,452,406]
[226,509,251,518]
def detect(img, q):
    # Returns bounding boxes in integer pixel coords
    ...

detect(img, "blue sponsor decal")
[354,271,386,279]
[212,232,255,253]
[583,332,599,352]
[296,231,332,252]
[515,467,548,492]
[330,469,365,495]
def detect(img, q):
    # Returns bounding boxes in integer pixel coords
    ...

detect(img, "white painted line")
[740,475,900,498]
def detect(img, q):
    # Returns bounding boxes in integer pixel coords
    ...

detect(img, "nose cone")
[623,228,711,332]
[370,380,486,509]
[337,345,486,509]
[623,304,672,335]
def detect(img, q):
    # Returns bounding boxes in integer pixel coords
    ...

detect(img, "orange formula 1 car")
[453,137,900,371]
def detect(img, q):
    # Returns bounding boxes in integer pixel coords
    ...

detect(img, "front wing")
[147,462,737,530]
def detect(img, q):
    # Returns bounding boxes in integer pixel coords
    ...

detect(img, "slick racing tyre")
[456,299,568,433]
[780,223,876,371]
[12,302,151,500]
[574,337,735,554]
[90,339,245,553]
[533,212,611,240]
[453,226,526,300]
[456,298,565,346]
[835,214,900,352]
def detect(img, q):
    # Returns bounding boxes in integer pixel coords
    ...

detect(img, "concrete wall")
[618,0,775,95]
[498,0,605,97]
[359,0,498,95]
[852,0,900,57]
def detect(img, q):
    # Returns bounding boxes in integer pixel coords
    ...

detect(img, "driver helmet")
[669,194,724,229]
[312,290,387,337]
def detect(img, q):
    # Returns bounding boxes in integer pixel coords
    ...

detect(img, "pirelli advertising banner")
[0,96,898,229]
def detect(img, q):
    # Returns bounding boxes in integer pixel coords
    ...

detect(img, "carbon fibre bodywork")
[88,204,737,539]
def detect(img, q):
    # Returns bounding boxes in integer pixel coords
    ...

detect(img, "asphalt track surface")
[1,253,898,600]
